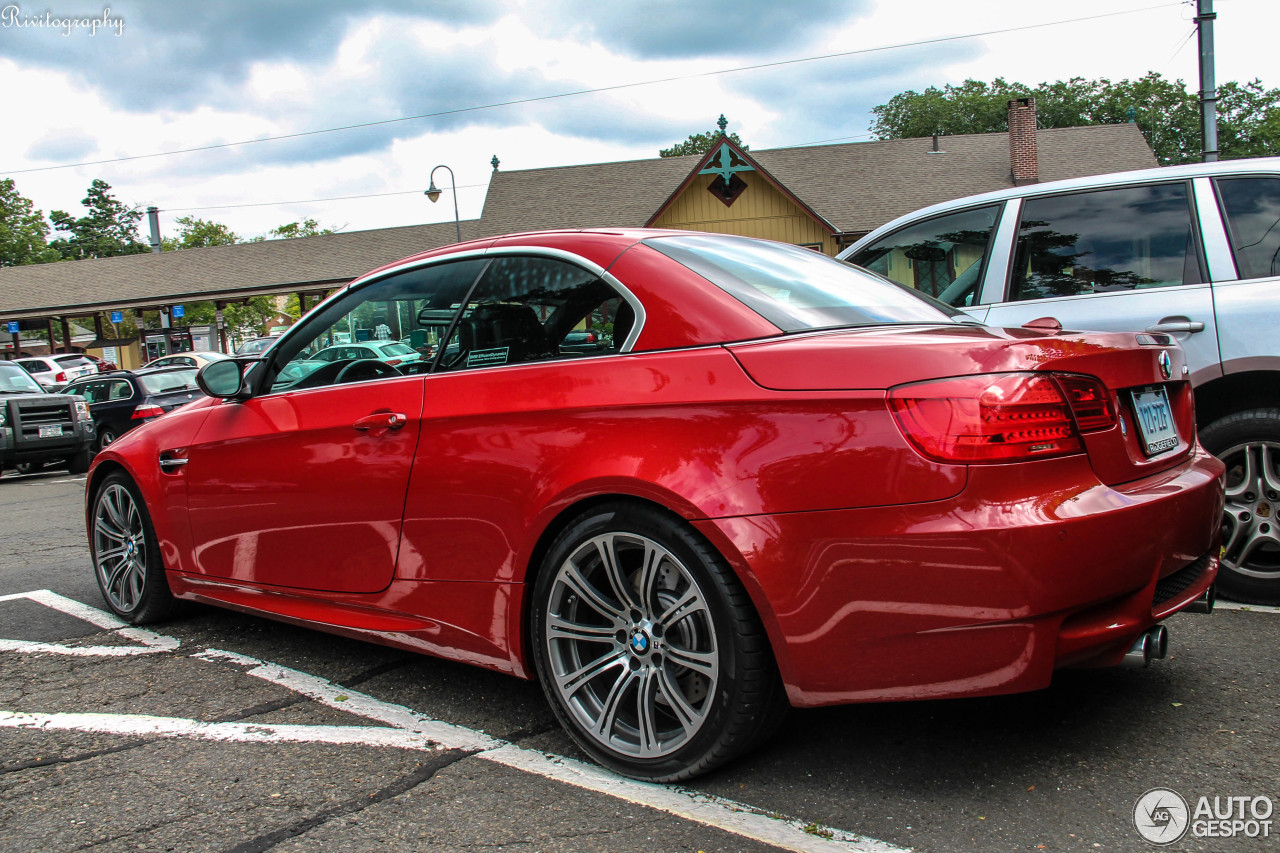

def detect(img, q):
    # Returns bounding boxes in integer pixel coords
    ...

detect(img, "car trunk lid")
[728,324,1195,486]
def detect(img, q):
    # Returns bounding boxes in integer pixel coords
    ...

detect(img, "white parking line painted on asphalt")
[0,711,441,751]
[3,591,910,853]
[201,649,907,853]
[0,589,179,655]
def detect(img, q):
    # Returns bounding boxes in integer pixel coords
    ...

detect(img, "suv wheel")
[1200,408,1280,605]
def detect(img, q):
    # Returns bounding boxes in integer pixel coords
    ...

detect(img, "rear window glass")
[54,355,89,367]
[379,342,415,357]
[139,369,198,394]
[643,234,959,332]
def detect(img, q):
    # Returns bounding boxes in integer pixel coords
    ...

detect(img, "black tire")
[1200,408,1280,605]
[67,447,91,475]
[14,460,43,475]
[530,502,785,781]
[89,471,177,624]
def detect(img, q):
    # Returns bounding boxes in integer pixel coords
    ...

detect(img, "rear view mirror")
[197,359,246,399]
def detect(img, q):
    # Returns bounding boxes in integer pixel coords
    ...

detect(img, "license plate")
[1130,387,1178,455]
[38,425,63,438]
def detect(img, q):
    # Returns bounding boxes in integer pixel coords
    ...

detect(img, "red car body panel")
[87,229,1225,707]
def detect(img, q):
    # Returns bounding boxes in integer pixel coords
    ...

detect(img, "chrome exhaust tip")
[1185,585,1215,614]
[1147,624,1168,660]
[1122,625,1169,668]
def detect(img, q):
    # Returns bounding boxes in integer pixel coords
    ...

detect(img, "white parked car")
[143,352,232,370]
[841,156,1280,604]
[13,354,98,391]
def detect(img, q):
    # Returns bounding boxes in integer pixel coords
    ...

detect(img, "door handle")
[354,412,408,431]
[158,452,188,472]
[1146,320,1206,334]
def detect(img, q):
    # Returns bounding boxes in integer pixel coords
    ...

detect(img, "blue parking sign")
[6,322,17,333]
[172,305,185,318]
[110,311,123,323]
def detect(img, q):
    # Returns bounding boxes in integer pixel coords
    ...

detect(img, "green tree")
[660,118,747,157]
[268,218,335,239]
[870,73,1280,165]
[49,179,150,259]
[161,216,240,251]
[0,179,60,266]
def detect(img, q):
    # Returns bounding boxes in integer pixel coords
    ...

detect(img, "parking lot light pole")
[426,165,462,243]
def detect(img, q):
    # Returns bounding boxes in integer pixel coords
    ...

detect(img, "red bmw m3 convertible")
[86,229,1224,780]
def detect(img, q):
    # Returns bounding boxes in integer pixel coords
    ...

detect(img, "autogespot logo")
[1134,788,1275,845]
[1134,788,1190,845]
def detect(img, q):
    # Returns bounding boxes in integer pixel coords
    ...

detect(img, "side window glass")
[109,380,132,400]
[1011,183,1201,302]
[271,258,487,391]
[1216,176,1280,280]
[438,256,629,371]
[848,205,1000,307]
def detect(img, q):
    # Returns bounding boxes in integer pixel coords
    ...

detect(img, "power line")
[1,2,1181,177]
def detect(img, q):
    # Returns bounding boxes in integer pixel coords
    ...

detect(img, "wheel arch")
[1195,370,1280,431]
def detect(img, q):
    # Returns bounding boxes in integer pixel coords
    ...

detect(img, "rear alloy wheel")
[1201,409,1280,605]
[531,503,784,781]
[90,472,176,623]
[97,427,117,451]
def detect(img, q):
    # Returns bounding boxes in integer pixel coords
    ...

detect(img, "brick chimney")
[1008,97,1039,186]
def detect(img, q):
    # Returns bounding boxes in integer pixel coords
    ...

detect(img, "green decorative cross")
[698,142,753,186]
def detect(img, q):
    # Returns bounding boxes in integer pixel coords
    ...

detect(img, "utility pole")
[1197,0,1219,162]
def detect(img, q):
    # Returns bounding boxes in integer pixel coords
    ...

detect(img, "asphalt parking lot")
[2,470,1277,853]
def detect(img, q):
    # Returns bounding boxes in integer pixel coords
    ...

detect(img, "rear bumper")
[698,445,1225,708]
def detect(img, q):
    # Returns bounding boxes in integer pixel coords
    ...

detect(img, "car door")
[978,182,1221,383]
[182,258,488,594]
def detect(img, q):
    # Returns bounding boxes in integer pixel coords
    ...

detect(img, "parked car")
[82,353,118,373]
[14,354,97,391]
[87,229,1222,781]
[0,361,95,476]
[63,367,204,450]
[840,156,1280,605]
[558,328,609,354]
[143,351,231,370]
[307,340,423,369]
[235,336,281,356]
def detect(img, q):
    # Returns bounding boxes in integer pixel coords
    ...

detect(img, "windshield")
[138,369,199,394]
[643,234,961,332]
[0,363,44,393]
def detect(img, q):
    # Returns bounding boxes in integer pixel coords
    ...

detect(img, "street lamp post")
[425,164,462,243]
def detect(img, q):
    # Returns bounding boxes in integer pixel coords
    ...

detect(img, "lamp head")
[425,182,442,203]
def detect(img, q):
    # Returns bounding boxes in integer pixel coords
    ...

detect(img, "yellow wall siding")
[652,175,837,255]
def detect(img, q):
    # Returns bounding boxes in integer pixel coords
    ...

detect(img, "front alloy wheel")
[91,472,176,623]
[532,504,784,781]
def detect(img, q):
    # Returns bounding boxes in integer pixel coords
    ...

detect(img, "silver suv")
[841,157,1280,605]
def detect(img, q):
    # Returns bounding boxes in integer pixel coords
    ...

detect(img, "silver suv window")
[1215,176,1280,280]
[847,205,1000,307]
[1010,183,1203,301]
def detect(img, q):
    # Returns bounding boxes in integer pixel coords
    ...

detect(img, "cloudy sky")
[2,0,1278,241]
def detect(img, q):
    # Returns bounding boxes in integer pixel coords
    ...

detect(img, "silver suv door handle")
[1146,320,1206,334]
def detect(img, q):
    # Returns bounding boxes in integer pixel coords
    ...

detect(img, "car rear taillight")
[132,404,165,420]
[888,372,1116,464]
[55,371,67,383]
[584,331,597,342]
[1054,374,1116,432]
[385,358,402,366]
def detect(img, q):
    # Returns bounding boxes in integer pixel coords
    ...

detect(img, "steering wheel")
[334,359,400,384]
